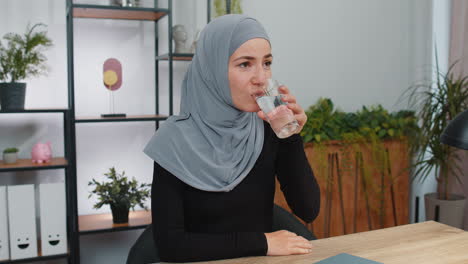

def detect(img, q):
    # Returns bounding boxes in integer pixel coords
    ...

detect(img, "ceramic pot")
[2,152,18,164]
[0,83,26,110]
[425,192,466,229]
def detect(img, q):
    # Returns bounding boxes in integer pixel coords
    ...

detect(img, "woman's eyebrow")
[233,54,273,62]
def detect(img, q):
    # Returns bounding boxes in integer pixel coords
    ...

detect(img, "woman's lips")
[252,90,265,98]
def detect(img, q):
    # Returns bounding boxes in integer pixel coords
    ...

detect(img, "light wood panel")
[171,221,467,264]
[75,114,167,122]
[0,157,68,171]
[73,7,166,21]
[79,210,151,233]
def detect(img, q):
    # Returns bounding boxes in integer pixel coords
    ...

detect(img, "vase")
[110,204,130,224]
[0,83,26,110]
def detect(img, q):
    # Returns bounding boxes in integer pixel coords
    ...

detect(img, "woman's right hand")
[264,230,313,256]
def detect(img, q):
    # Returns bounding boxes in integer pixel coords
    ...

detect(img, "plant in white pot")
[2,147,19,164]
[406,56,468,228]
[0,23,53,110]
[88,167,151,224]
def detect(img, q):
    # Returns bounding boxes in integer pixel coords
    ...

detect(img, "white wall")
[242,0,432,112]
[243,0,437,225]
[0,0,434,263]
[408,0,452,224]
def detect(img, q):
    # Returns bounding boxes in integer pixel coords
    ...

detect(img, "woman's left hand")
[257,85,307,134]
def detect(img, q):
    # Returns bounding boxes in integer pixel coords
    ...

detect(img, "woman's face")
[228,38,272,112]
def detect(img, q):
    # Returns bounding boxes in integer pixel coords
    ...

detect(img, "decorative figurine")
[31,142,52,164]
[101,58,126,118]
[173,25,188,53]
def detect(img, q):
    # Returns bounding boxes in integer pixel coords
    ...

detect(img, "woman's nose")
[252,66,268,87]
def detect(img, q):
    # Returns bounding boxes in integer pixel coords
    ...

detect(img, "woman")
[144,14,320,262]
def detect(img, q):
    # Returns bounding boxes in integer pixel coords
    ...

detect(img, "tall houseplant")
[406,56,468,227]
[0,23,52,110]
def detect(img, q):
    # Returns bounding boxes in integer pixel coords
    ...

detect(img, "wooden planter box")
[274,139,410,239]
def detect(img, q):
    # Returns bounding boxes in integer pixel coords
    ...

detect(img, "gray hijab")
[143,15,270,192]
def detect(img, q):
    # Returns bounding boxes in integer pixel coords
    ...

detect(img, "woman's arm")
[275,134,321,223]
[151,162,267,262]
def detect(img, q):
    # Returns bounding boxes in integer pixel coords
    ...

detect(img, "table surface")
[163,221,468,264]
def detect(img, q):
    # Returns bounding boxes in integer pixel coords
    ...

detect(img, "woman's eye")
[264,61,272,68]
[239,62,250,68]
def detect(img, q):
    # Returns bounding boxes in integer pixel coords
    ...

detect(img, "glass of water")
[255,79,299,138]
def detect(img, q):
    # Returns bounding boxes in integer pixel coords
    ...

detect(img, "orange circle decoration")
[103,58,122,91]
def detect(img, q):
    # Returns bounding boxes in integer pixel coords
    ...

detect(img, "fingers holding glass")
[256,79,299,138]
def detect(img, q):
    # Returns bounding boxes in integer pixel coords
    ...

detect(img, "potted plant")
[406,56,468,228]
[0,23,53,110]
[88,167,151,224]
[2,147,19,164]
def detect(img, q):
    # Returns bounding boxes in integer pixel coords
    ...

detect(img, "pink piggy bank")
[31,142,52,164]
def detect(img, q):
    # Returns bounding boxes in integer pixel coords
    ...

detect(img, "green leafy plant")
[3,147,19,154]
[405,56,468,200]
[301,98,418,220]
[0,23,53,83]
[88,167,151,211]
[213,0,243,18]
[301,98,419,144]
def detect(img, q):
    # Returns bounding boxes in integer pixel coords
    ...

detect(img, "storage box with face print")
[0,186,10,261]
[7,184,38,260]
[38,183,67,256]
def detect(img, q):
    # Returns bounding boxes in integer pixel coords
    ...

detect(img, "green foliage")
[300,98,419,144]
[213,0,243,18]
[3,147,19,153]
[301,98,418,217]
[0,23,53,83]
[88,167,151,211]
[404,56,468,200]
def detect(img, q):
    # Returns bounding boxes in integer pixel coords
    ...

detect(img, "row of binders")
[0,183,67,261]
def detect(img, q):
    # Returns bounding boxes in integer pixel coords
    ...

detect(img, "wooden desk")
[167,221,468,264]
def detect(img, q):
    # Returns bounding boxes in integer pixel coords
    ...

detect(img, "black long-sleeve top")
[151,122,320,262]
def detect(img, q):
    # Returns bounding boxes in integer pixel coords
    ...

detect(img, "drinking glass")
[255,79,299,138]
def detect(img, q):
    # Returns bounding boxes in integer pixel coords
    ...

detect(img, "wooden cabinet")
[275,140,410,239]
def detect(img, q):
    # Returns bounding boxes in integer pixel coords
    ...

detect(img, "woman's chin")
[235,104,260,113]
[247,106,261,113]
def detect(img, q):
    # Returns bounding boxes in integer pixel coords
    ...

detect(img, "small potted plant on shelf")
[2,147,19,164]
[88,167,151,224]
[0,23,53,110]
